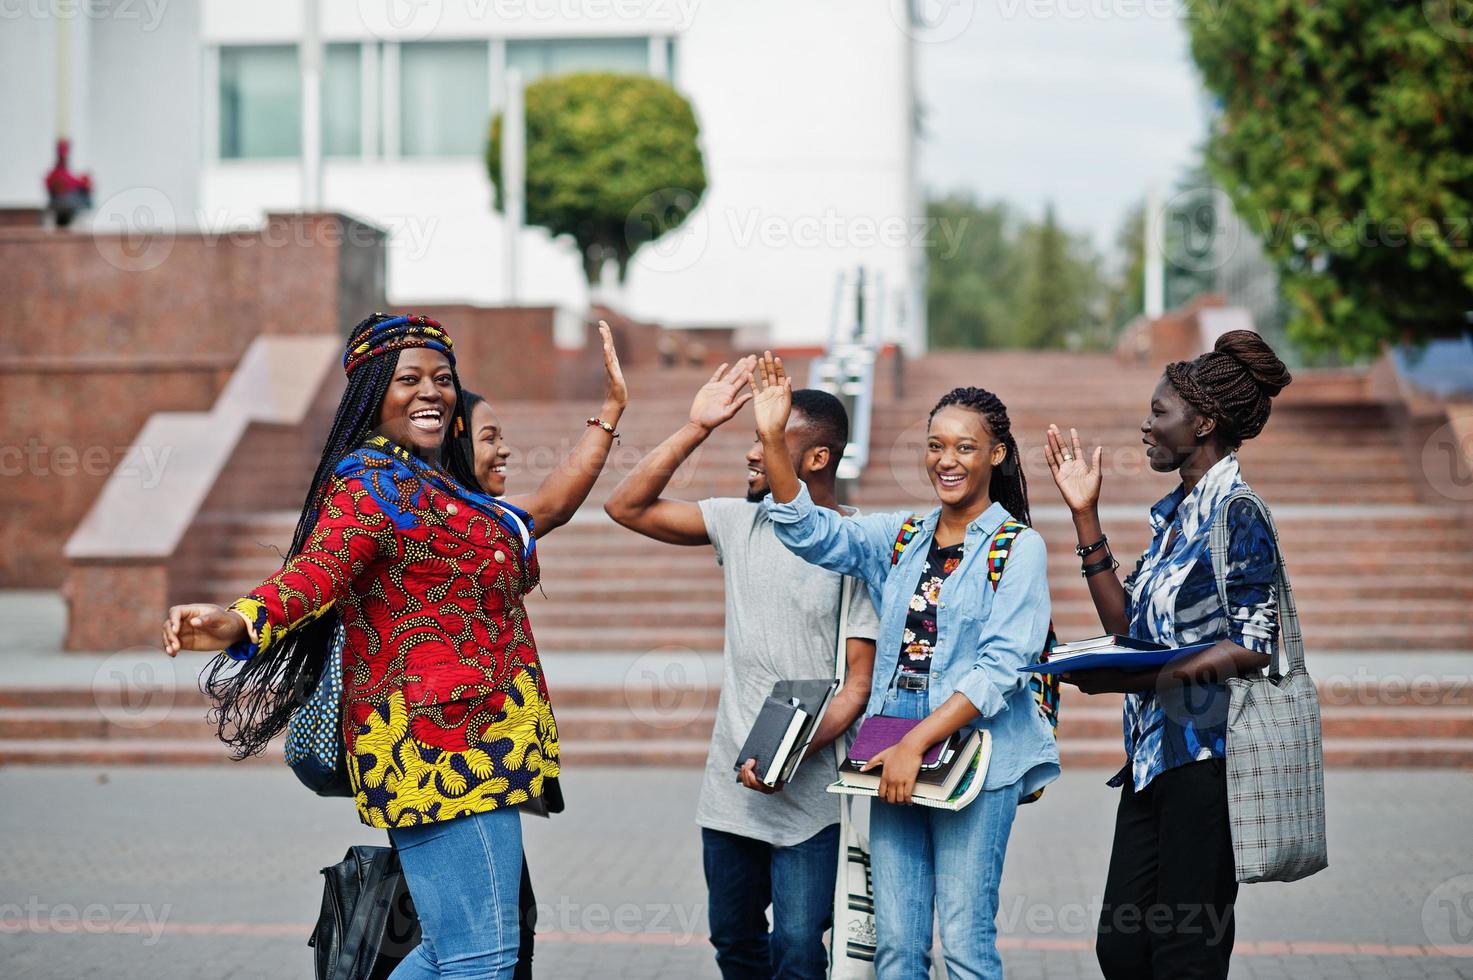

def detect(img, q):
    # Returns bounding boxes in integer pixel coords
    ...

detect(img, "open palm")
[1044,424,1103,513]
[752,351,792,439]
[689,356,755,431]
[597,320,628,408]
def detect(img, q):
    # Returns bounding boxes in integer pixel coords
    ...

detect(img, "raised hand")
[688,356,756,432]
[597,320,627,410]
[162,603,249,657]
[1044,424,1104,515]
[752,350,792,440]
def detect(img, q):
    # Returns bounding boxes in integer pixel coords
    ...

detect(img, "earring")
[454,416,465,437]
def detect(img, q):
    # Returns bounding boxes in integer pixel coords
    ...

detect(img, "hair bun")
[1213,330,1292,398]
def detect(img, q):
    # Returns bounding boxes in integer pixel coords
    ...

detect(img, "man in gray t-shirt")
[606,358,878,980]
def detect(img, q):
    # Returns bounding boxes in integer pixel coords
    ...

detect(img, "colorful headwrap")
[343,314,456,375]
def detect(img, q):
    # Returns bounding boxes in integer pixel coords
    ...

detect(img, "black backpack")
[309,845,422,980]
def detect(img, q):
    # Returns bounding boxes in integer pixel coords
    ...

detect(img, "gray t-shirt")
[695,497,880,847]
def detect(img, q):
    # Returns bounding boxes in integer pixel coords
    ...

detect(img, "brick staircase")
[4,354,1471,770]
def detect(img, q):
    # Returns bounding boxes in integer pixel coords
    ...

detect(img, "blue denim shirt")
[764,483,1061,799]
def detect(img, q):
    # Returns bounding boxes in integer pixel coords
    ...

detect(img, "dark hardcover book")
[770,678,840,785]
[1049,634,1169,657]
[733,696,809,787]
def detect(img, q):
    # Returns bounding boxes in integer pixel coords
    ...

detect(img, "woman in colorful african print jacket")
[1044,330,1293,980]
[163,313,627,980]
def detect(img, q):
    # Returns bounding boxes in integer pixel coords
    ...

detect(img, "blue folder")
[1018,641,1217,675]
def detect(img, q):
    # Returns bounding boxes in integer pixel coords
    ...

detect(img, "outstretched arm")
[504,322,626,537]
[755,352,897,584]
[1045,424,1130,636]
[604,357,755,546]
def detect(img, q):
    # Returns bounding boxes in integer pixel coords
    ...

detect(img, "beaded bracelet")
[586,417,620,440]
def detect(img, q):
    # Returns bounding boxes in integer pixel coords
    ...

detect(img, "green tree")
[1103,200,1146,333]
[488,72,708,285]
[1014,203,1103,349]
[1186,2,1473,357]
[925,195,1021,348]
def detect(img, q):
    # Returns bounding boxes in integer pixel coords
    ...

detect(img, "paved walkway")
[2,764,1472,979]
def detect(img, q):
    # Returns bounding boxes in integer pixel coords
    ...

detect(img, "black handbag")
[309,845,422,980]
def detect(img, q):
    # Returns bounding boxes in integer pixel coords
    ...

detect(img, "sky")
[914,0,1211,258]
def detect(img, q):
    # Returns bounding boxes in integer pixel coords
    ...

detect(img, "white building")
[2,0,925,349]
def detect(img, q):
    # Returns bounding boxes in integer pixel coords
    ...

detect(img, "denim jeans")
[388,807,523,980]
[869,687,1020,980]
[702,823,841,980]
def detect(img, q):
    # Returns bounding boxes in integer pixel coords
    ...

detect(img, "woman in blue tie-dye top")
[1042,330,1293,980]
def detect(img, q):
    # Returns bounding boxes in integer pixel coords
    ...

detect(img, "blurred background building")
[0,0,924,350]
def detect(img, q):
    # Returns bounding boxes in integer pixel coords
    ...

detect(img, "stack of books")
[1020,634,1215,675]
[733,679,839,788]
[827,715,993,811]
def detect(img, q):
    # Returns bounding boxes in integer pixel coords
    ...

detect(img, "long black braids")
[203,312,479,759]
[929,386,1031,525]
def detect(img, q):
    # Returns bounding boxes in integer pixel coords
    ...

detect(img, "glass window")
[219,46,301,159]
[400,41,489,157]
[323,44,361,158]
[506,37,649,82]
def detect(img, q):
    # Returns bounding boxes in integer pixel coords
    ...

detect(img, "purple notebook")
[843,715,952,770]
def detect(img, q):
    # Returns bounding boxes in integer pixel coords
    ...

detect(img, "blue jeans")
[870,687,1020,980]
[388,807,523,979]
[702,823,840,980]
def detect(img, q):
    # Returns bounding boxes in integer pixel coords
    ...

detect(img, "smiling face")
[376,348,456,457]
[926,406,1007,513]
[470,399,511,495]
[744,411,818,503]
[1141,375,1211,473]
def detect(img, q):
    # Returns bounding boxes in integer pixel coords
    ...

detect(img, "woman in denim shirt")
[751,354,1058,980]
[1043,330,1292,979]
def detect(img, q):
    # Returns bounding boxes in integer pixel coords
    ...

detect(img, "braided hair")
[929,387,1030,525]
[203,312,480,759]
[1163,330,1293,450]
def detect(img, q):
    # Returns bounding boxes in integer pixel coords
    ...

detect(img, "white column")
[648,35,668,80]
[360,42,379,160]
[381,42,400,161]
[501,67,525,304]
[300,0,323,209]
[1145,183,1165,320]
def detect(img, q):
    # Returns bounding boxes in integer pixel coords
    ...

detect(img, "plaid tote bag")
[1210,488,1328,883]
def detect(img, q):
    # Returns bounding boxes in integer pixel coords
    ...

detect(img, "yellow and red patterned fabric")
[228,436,559,828]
